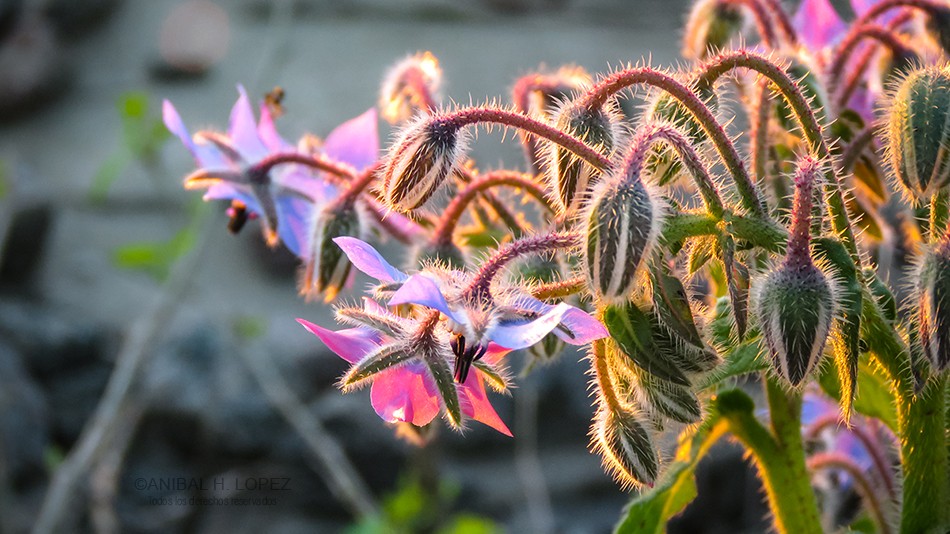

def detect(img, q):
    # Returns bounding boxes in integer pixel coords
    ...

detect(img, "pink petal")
[370,363,441,426]
[794,0,846,50]
[333,237,408,283]
[228,85,268,161]
[483,342,511,365]
[204,183,262,214]
[296,319,381,364]
[388,274,462,322]
[324,108,380,172]
[850,0,900,23]
[275,195,314,258]
[257,104,292,153]
[459,372,512,436]
[557,307,609,345]
[163,100,227,168]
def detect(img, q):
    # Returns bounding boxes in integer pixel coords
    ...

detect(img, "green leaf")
[615,399,730,534]
[603,303,690,386]
[698,337,767,390]
[436,515,500,534]
[112,225,197,281]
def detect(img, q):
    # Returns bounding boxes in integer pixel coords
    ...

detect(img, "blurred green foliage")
[89,91,170,201]
[348,473,501,534]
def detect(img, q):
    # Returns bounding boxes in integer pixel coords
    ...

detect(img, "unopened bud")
[383,117,469,212]
[917,237,950,371]
[594,408,658,487]
[682,0,744,61]
[548,102,620,215]
[886,66,950,199]
[301,201,363,302]
[379,51,442,124]
[584,154,662,304]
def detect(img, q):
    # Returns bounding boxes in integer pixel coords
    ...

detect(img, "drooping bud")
[379,51,442,124]
[917,236,950,371]
[752,158,835,386]
[594,407,658,487]
[886,66,950,199]
[383,116,469,212]
[300,201,364,302]
[584,143,662,304]
[548,102,620,215]
[682,0,744,61]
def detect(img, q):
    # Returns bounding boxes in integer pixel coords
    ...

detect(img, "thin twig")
[31,216,215,534]
[515,384,555,534]
[89,402,144,534]
[237,346,380,519]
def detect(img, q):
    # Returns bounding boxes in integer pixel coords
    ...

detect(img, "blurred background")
[0,0,777,532]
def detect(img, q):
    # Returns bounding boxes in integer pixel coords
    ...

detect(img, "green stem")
[896,374,948,534]
[720,377,823,534]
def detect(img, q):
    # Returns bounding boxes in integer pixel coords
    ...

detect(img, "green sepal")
[603,303,691,386]
[343,345,413,387]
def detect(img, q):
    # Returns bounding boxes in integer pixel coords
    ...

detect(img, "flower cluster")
[166,0,950,531]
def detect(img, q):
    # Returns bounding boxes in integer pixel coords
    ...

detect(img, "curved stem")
[757,0,797,44]
[750,80,772,185]
[827,24,913,93]
[254,152,357,181]
[805,414,896,499]
[580,66,766,217]
[432,171,550,245]
[695,50,859,259]
[629,122,726,218]
[835,11,915,110]
[723,0,779,46]
[808,452,892,534]
[464,232,581,302]
[855,0,947,27]
[439,108,611,169]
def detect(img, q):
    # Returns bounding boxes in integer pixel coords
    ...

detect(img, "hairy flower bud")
[383,117,469,212]
[753,263,834,386]
[379,51,442,124]
[594,408,658,487]
[886,67,950,199]
[301,201,364,302]
[584,154,662,304]
[752,158,834,386]
[549,102,619,215]
[917,237,950,371]
[682,0,744,60]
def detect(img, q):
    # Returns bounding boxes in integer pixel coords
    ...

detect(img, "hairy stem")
[695,50,859,259]
[808,452,892,534]
[465,232,581,301]
[531,276,586,300]
[440,108,611,169]
[827,24,914,93]
[834,11,915,110]
[579,66,766,216]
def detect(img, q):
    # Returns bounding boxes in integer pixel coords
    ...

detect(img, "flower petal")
[459,372,512,436]
[388,274,463,323]
[324,108,380,172]
[163,100,227,168]
[793,0,846,50]
[333,237,408,283]
[557,307,609,345]
[228,85,268,161]
[490,303,572,350]
[370,362,441,426]
[275,195,314,257]
[257,104,291,153]
[296,319,381,364]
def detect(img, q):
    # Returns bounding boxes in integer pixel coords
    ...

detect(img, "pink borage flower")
[163,85,379,257]
[296,237,608,435]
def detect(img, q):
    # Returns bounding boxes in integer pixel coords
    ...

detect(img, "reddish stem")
[433,171,550,245]
[785,157,821,271]
[579,66,765,216]
[808,452,892,534]
[805,413,896,499]
[834,11,914,110]
[254,152,356,181]
[827,24,914,93]
[465,232,581,302]
[439,108,611,169]
[723,0,778,46]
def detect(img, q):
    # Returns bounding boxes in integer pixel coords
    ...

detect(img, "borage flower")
[163,85,379,257]
[297,236,608,435]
